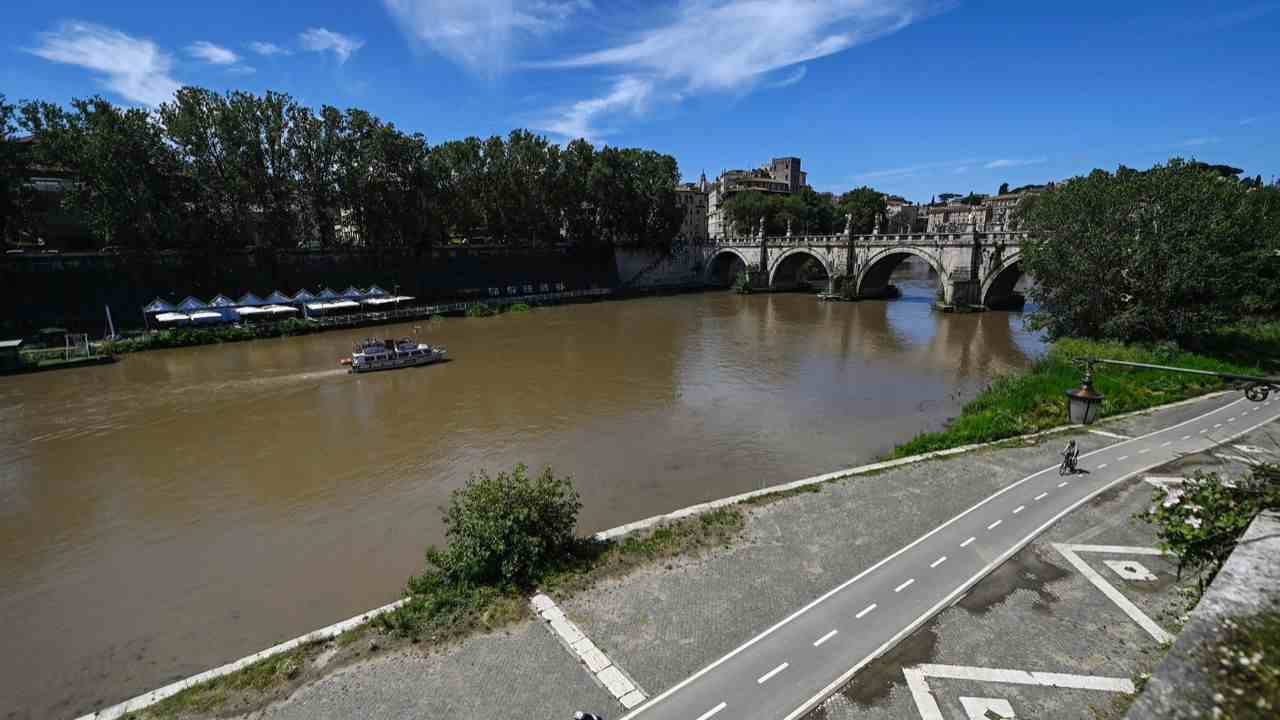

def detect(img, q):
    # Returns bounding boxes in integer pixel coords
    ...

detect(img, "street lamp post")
[1066,358,1280,425]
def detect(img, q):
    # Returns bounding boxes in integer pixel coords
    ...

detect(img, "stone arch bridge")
[700,230,1029,308]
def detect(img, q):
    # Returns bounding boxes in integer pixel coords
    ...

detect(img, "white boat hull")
[349,348,447,373]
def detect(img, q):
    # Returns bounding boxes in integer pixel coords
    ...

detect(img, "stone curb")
[74,390,1229,720]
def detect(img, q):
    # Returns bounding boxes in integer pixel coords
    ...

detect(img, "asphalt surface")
[620,395,1280,720]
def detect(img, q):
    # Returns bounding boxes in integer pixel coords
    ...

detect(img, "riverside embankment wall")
[3,246,652,335]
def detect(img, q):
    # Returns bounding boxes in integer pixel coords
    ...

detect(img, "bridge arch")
[768,248,832,289]
[981,252,1025,309]
[856,247,945,298]
[704,248,752,286]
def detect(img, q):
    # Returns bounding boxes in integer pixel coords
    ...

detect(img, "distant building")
[884,195,924,233]
[674,179,709,243]
[707,156,808,239]
[924,188,1041,232]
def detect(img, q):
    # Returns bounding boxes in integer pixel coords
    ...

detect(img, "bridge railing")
[709,230,1029,247]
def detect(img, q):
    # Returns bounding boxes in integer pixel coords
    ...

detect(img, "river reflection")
[0,265,1043,718]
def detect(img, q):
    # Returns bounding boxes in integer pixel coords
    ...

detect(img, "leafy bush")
[465,302,497,317]
[732,272,752,295]
[1205,609,1280,719]
[506,302,531,313]
[1138,466,1280,589]
[424,464,581,588]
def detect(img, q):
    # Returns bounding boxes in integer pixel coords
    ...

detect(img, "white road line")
[1138,448,1151,454]
[930,556,947,568]
[1200,428,1208,434]
[856,603,877,619]
[986,520,1002,530]
[1242,411,1250,416]
[1034,492,1048,501]
[1182,435,1191,440]
[1215,423,1223,428]
[1161,441,1172,447]
[1012,505,1025,514]
[1053,544,1174,643]
[695,702,727,720]
[813,630,838,647]
[1097,463,1108,469]
[1088,429,1131,440]
[758,662,789,684]
[903,664,1137,720]
[894,579,915,593]
[1229,417,1237,423]
[780,396,1263,720]
[1117,455,1129,461]
[1057,481,1069,488]
[960,537,975,548]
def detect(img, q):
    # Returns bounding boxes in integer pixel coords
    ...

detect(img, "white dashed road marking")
[960,537,975,548]
[814,630,838,647]
[1034,492,1048,501]
[1097,463,1108,469]
[758,662,788,684]
[695,701,727,720]
[1138,448,1150,454]
[987,520,1002,530]
[1012,505,1025,514]
[1161,441,1172,447]
[1057,481,1069,488]
[856,604,877,619]
[1117,455,1129,461]
[930,556,947,568]
[894,579,915,593]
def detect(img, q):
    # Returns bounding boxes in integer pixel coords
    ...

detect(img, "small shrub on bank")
[507,302,531,313]
[465,302,498,317]
[425,463,581,588]
[1138,466,1280,589]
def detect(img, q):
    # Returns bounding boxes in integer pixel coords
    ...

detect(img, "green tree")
[1020,158,1280,344]
[998,182,1010,195]
[425,463,581,588]
[835,186,887,233]
[0,94,35,245]
[22,96,183,250]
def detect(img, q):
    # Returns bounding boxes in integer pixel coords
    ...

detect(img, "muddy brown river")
[0,269,1043,719]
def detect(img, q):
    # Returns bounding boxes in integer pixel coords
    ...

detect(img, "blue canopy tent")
[177,296,209,311]
[237,292,266,306]
[341,286,366,299]
[144,298,176,313]
[365,285,389,297]
[317,287,339,300]
[264,291,292,304]
[208,295,236,307]
[292,289,316,303]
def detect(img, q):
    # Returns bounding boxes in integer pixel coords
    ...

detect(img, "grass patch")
[123,641,321,719]
[739,483,824,507]
[101,318,316,355]
[891,336,1267,458]
[1204,607,1280,718]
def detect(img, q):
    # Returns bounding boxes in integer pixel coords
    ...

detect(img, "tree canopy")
[3,88,683,254]
[1020,158,1280,345]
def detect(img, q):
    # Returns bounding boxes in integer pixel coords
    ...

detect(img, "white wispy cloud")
[984,157,1047,169]
[767,65,807,89]
[535,75,653,141]
[1178,136,1221,147]
[299,27,365,64]
[26,21,182,107]
[249,41,292,56]
[854,158,978,181]
[187,40,239,65]
[533,0,942,139]
[383,0,592,76]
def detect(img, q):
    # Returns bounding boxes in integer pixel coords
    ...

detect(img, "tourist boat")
[342,337,447,373]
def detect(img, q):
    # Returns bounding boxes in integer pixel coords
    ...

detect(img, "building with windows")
[674,180,709,243]
[706,156,808,239]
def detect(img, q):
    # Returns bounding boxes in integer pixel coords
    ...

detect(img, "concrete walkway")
[229,393,1267,720]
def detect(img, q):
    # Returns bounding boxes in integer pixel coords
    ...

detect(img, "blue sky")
[3,1,1277,201]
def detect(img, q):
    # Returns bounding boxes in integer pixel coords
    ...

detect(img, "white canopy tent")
[155,312,190,324]
[361,295,415,306]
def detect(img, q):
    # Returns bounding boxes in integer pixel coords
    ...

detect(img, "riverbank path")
[620,394,1280,720]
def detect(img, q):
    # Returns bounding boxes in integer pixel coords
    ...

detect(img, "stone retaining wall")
[1125,511,1280,719]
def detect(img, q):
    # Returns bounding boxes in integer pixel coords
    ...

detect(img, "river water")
[0,266,1043,719]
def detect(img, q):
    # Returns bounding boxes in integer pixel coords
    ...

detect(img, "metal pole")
[1088,358,1280,387]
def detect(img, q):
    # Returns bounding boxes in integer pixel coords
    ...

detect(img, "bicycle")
[1059,440,1080,476]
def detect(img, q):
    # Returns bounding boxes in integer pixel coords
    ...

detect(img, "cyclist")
[1060,439,1079,475]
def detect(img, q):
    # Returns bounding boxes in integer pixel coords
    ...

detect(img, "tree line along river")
[0,264,1042,719]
